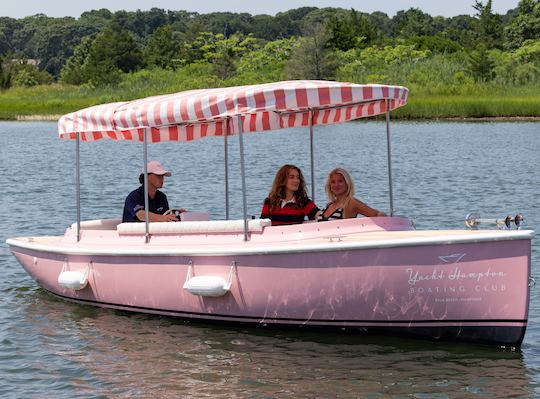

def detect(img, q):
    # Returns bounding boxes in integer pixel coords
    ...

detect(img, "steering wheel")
[164,209,182,221]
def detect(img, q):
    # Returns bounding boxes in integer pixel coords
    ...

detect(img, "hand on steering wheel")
[164,209,188,221]
[163,210,180,222]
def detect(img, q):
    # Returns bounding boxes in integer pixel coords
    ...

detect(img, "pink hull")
[7,217,533,346]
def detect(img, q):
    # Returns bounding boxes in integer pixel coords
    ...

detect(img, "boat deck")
[7,218,534,256]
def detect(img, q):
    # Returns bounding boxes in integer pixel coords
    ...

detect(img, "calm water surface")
[0,121,539,398]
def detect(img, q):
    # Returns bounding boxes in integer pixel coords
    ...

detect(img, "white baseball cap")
[144,160,171,176]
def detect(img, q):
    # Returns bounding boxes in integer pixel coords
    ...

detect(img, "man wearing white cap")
[122,161,179,222]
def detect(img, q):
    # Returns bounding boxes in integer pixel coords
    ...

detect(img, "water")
[0,120,539,398]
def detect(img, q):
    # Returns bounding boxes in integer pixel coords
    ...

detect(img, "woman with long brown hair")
[261,164,320,226]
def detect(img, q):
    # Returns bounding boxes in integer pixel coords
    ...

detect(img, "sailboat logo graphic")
[438,253,466,263]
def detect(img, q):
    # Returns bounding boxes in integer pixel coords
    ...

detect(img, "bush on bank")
[1,40,539,120]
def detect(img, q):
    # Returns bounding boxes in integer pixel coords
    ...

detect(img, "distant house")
[10,59,41,66]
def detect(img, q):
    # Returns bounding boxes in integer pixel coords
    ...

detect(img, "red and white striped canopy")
[58,80,408,143]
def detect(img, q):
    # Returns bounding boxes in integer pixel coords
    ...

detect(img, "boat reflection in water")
[6,80,534,347]
[23,291,533,397]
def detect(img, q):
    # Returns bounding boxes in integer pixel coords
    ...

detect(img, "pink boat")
[6,81,534,346]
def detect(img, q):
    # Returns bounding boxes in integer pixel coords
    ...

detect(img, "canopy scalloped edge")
[58,80,409,143]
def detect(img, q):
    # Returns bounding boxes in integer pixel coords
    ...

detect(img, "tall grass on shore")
[0,65,222,120]
[0,85,107,120]
[1,65,539,120]
[393,94,540,119]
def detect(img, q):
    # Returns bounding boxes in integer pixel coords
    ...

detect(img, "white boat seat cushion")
[71,218,122,231]
[117,219,272,235]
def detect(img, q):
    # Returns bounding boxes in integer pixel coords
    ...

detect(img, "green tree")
[393,8,435,38]
[504,0,540,49]
[285,23,335,80]
[442,15,477,48]
[83,22,143,86]
[369,12,393,38]
[0,55,13,88]
[32,20,85,76]
[79,8,113,30]
[192,12,253,38]
[168,10,199,36]
[327,14,355,51]
[9,60,53,86]
[267,7,318,39]
[251,14,299,40]
[117,8,168,41]
[405,35,462,54]
[191,32,259,79]
[142,8,169,34]
[13,68,38,87]
[473,0,502,48]
[336,44,431,84]
[144,25,180,69]
[236,38,296,81]
[468,44,495,81]
[59,36,93,85]
[5,14,102,78]
[0,17,22,55]
[327,9,379,51]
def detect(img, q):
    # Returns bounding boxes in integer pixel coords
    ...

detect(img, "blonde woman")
[319,168,385,221]
[261,164,320,226]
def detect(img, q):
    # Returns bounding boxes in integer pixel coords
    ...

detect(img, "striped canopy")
[58,80,408,143]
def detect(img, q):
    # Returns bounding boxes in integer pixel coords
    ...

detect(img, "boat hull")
[9,231,531,346]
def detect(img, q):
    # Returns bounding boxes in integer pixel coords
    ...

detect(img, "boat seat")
[117,219,272,235]
[70,218,122,231]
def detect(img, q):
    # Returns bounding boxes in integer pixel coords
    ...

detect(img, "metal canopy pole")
[237,115,249,241]
[309,109,315,202]
[385,99,394,216]
[143,128,150,243]
[75,132,81,242]
[224,119,230,220]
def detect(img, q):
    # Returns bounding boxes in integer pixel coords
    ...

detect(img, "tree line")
[0,0,538,90]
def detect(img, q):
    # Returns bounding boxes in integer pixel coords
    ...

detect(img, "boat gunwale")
[6,229,534,257]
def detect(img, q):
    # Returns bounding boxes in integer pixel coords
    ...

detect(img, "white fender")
[58,260,90,290]
[183,262,235,297]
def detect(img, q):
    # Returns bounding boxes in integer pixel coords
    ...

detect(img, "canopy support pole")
[224,119,230,220]
[75,132,81,242]
[309,109,315,202]
[237,115,249,241]
[385,99,394,216]
[143,128,150,243]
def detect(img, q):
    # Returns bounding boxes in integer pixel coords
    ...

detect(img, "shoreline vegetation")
[2,82,539,121]
[1,2,539,119]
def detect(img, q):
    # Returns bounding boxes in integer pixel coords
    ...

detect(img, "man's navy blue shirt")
[122,186,170,222]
